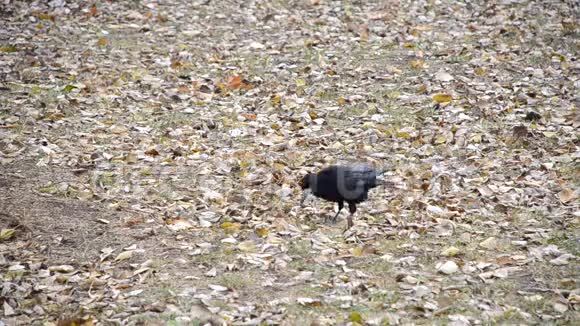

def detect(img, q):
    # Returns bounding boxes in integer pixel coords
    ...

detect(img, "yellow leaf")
[271,94,281,107]
[115,250,133,261]
[97,37,108,47]
[435,136,447,144]
[432,94,453,103]
[396,131,411,140]
[37,13,56,21]
[474,68,486,76]
[351,246,364,257]
[221,222,241,233]
[542,131,557,138]
[349,312,364,324]
[387,91,400,99]
[237,240,256,252]
[0,229,15,241]
[389,199,401,207]
[409,59,424,69]
[295,79,306,87]
[441,246,461,257]
[0,46,17,53]
[337,97,347,105]
[471,134,482,143]
[255,228,269,237]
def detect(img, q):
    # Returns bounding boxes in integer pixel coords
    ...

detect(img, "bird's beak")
[300,189,311,207]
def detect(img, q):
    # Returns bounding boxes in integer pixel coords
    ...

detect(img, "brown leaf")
[227,75,243,90]
[240,112,257,121]
[89,4,98,17]
[410,59,425,69]
[145,148,159,156]
[558,188,576,204]
[512,125,528,138]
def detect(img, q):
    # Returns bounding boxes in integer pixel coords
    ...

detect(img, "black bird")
[299,164,383,228]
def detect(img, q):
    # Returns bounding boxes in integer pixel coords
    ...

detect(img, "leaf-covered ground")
[1,0,578,325]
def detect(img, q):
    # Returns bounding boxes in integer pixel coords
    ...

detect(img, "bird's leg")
[346,202,357,228]
[330,201,344,223]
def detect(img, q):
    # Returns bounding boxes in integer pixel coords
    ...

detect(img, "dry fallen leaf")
[432,94,453,103]
[479,237,498,250]
[558,188,576,203]
[435,71,454,82]
[0,229,15,241]
[437,261,459,274]
[115,250,134,261]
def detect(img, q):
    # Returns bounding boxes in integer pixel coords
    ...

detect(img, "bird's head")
[299,173,313,190]
[299,173,315,207]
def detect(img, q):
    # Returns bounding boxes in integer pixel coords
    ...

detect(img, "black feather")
[300,164,382,228]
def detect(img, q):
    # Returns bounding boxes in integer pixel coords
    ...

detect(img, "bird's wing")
[341,165,378,189]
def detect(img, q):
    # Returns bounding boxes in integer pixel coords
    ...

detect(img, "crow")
[299,164,383,228]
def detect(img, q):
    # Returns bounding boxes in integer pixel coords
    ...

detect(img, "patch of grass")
[152,112,201,130]
[520,295,551,314]
[287,284,327,300]
[288,239,311,257]
[356,257,393,277]
[281,308,326,325]
[92,171,117,189]
[558,161,580,185]
[214,271,257,291]
[492,307,528,323]
[368,289,400,306]
[196,246,237,267]
[491,279,518,296]
[545,230,580,256]
[288,257,309,271]
[145,286,178,304]
[375,237,406,256]
[527,53,550,67]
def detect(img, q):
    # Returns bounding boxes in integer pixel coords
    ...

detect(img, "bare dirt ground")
[0,0,578,325]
